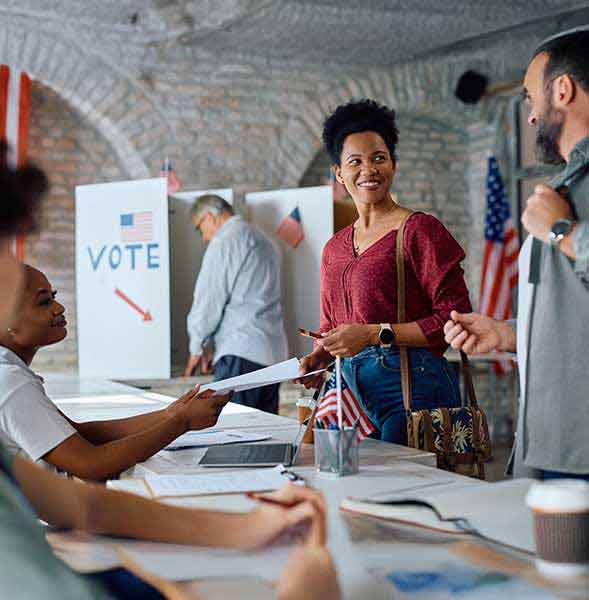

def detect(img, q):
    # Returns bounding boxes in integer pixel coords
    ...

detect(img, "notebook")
[340,478,536,553]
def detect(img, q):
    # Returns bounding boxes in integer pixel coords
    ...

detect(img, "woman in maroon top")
[299,99,472,444]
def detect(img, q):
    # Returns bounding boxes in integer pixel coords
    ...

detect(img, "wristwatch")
[548,218,575,246]
[378,323,395,348]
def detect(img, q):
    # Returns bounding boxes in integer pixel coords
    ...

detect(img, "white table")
[46,376,586,599]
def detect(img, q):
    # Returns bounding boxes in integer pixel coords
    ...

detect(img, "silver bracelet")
[573,220,589,286]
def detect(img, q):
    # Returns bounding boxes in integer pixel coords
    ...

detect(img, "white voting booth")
[246,186,333,358]
[76,181,233,379]
[76,178,171,379]
[76,180,330,377]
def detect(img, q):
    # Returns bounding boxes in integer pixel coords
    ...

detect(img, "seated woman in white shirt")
[0,264,231,480]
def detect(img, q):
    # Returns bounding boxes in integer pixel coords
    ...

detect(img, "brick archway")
[0,19,173,179]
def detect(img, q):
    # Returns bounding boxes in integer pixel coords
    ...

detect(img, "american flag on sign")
[1,65,31,260]
[121,212,153,242]
[479,156,518,373]
[276,206,304,248]
[315,369,375,440]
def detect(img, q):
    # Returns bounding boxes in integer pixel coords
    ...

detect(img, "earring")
[6,328,12,333]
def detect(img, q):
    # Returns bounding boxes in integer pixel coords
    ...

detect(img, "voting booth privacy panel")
[246,186,333,358]
[168,188,233,369]
[76,178,171,379]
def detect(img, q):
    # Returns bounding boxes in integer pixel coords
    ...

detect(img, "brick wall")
[25,81,129,372]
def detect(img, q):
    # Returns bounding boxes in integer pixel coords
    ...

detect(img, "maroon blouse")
[319,213,472,356]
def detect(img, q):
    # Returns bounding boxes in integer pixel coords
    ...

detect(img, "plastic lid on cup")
[526,479,589,513]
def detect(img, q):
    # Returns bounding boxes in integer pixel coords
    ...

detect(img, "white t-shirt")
[0,347,75,462]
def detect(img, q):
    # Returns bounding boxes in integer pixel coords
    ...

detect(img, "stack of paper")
[144,465,289,498]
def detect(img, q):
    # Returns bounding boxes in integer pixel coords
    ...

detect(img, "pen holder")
[313,428,359,477]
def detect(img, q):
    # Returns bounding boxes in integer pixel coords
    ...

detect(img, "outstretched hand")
[443,310,515,354]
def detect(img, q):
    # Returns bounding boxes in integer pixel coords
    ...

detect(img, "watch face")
[552,219,573,237]
[380,327,394,344]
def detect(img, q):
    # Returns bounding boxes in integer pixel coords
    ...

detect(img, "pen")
[298,327,323,339]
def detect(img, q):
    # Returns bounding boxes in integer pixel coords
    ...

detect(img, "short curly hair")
[322,99,399,166]
[0,141,48,238]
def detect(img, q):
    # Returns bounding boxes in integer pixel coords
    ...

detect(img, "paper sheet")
[47,530,292,582]
[144,465,289,497]
[164,429,271,451]
[201,358,324,394]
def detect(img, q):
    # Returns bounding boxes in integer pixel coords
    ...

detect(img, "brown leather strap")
[396,211,413,411]
[460,351,478,409]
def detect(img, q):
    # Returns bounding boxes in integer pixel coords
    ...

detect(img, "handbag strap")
[395,210,413,412]
[395,211,478,411]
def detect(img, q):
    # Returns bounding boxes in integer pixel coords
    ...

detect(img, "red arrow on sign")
[114,288,152,321]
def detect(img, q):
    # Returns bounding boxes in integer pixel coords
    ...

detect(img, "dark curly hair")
[322,99,399,166]
[0,141,48,237]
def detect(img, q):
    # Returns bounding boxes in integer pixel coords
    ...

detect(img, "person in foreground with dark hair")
[0,151,341,599]
[445,27,589,480]
[298,99,472,444]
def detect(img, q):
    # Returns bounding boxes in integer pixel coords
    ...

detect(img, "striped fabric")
[315,369,374,440]
[479,156,518,373]
[0,65,31,260]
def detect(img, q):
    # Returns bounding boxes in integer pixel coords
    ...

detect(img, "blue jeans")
[540,470,589,481]
[342,346,461,445]
[214,355,280,414]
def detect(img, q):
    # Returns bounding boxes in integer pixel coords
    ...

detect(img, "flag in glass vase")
[315,370,374,440]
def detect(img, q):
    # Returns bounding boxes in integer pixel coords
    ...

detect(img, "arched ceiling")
[2,0,589,70]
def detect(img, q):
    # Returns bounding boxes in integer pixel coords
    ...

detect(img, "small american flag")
[315,370,374,440]
[479,156,518,373]
[121,211,153,242]
[276,206,304,248]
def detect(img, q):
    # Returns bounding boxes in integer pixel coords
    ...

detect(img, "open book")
[341,478,536,553]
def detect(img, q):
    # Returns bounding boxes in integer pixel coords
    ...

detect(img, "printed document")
[144,464,289,497]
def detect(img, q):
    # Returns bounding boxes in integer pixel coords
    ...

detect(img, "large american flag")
[121,211,153,242]
[479,156,518,371]
[1,65,31,260]
[315,369,374,440]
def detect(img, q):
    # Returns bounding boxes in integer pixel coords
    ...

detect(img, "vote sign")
[75,178,171,378]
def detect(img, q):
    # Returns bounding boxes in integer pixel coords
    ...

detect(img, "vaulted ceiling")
[3,0,589,70]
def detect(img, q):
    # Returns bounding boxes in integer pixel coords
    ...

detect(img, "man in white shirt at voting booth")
[184,194,288,413]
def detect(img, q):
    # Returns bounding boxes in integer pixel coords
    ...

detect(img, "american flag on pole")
[479,156,518,372]
[160,157,181,194]
[315,370,375,440]
[0,65,31,260]
[276,206,304,248]
[121,211,153,242]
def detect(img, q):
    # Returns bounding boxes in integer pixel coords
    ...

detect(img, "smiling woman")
[298,99,472,445]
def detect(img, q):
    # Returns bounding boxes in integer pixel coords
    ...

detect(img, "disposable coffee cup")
[296,398,314,444]
[526,479,589,578]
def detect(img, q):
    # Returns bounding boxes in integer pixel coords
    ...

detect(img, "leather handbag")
[395,212,492,479]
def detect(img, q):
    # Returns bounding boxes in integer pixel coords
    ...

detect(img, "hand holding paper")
[202,358,326,395]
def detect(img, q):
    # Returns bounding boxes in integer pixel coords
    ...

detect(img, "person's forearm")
[13,454,253,548]
[72,408,171,444]
[497,319,517,352]
[46,411,189,481]
[82,488,253,548]
[364,322,429,347]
